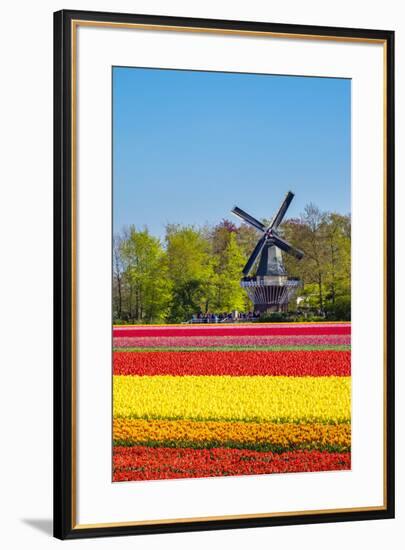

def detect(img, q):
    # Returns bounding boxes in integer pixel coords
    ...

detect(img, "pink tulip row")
[113,334,350,348]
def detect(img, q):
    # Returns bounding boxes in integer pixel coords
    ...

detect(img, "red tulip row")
[113,324,351,339]
[113,446,351,481]
[113,350,351,376]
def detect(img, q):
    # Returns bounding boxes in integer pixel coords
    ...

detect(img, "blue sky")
[113,67,350,238]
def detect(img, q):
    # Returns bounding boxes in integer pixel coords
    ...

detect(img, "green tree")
[322,213,351,319]
[165,225,215,322]
[112,234,124,320]
[283,204,328,312]
[120,226,171,323]
[211,232,246,312]
[283,206,351,319]
[235,223,260,259]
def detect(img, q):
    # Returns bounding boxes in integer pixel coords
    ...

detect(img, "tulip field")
[113,322,351,482]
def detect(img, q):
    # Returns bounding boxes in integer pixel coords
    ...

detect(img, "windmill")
[232,191,304,313]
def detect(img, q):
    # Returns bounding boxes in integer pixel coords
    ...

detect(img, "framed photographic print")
[54,9,395,540]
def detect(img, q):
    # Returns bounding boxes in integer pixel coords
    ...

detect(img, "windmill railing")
[240,277,302,288]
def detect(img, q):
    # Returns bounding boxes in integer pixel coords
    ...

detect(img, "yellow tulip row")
[113,375,351,423]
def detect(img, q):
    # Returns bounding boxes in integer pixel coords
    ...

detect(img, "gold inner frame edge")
[70,18,389,530]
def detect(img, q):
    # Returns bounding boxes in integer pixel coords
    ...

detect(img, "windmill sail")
[269,191,294,230]
[242,234,268,276]
[231,206,266,232]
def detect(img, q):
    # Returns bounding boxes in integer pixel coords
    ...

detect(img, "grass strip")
[113,345,350,352]
[113,439,350,453]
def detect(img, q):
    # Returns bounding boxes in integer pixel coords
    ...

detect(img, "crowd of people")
[188,311,260,323]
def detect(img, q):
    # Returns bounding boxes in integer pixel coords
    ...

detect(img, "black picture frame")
[54,9,395,540]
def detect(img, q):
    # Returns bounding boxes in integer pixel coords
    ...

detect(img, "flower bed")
[112,322,351,482]
[113,447,351,481]
[113,350,351,376]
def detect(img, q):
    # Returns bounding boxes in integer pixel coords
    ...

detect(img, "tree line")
[113,204,351,324]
